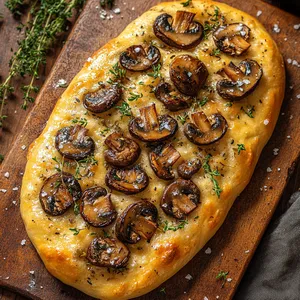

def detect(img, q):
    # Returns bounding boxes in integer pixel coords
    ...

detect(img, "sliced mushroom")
[83,83,122,113]
[149,144,181,180]
[177,158,201,179]
[170,55,208,96]
[216,59,263,100]
[105,165,149,194]
[87,237,130,268]
[155,82,192,111]
[119,45,161,71]
[55,125,95,160]
[184,111,228,145]
[129,103,178,143]
[39,173,82,216]
[153,11,203,49]
[115,201,158,244]
[80,186,117,227]
[213,23,251,56]
[104,132,141,167]
[161,179,200,219]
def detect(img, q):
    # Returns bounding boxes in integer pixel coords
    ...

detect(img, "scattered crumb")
[267,167,272,173]
[256,10,262,17]
[205,247,212,255]
[21,239,26,246]
[185,274,193,280]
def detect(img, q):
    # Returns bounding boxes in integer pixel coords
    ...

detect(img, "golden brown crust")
[21,1,285,299]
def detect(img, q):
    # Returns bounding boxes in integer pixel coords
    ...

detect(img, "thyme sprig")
[0,0,85,127]
[203,154,222,198]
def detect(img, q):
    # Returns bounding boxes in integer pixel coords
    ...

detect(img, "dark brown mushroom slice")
[170,55,208,96]
[129,103,178,143]
[83,83,122,113]
[55,125,95,160]
[155,82,192,111]
[161,179,200,219]
[216,59,263,100]
[177,158,201,179]
[39,172,82,216]
[115,201,158,244]
[80,186,117,227]
[104,132,141,167]
[87,237,130,268]
[213,23,251,56]
[149,144,181,180]
[105,165,149,195]
[119,45,161,71]
[184,111,228,145]
[153,11,203,49]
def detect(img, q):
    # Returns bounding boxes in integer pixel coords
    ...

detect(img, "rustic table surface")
[0,0,299,299]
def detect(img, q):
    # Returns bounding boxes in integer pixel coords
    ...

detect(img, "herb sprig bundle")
[0,0,86,128]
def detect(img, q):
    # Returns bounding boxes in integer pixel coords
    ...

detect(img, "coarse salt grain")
[12,187,19,191]
[21,145,26,150]
[87,57,93,62]
[263,119,269,125]
[256,10,262,17]
[273,148,279,155]
[0,189,7,193]
[113,8,121,14]
[294,24,300,30]
[204,297,209,300]
[297,94,300,99]
[21,239,26,246]
[185,274,193,280]
[245,250,250,253]
[273,24,280,33]
[267,167,272,173]
[29,270,35,275]
[278,168,281,172]
[227,278,233,282]
[287,135,291,139]
[205,247,212,255]
[287,58,292,64]
[4,172,9,178]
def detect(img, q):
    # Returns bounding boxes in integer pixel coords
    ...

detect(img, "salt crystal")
[12,187,19,191]
[113,8,121,14]
[273,148,279,155]
[4,172,9,178]
[296,94,300,99]
[267,167,272,173]
[278,168,281,172]
[87,57,93,62]
[21,145,26,150]
[204,297,209,300]
[29,270,35,275]
[185,274,193,280]
[263,119,269,125]
[256,10,262,17]
[21,239,26,246]
[294,24,300,30]
[245,250,250,253]
[287,58,292,64]
[273,24,280,33]
[205,247,212,255]
[0,189,7,193]
[287,135,291,139]
[227,278,233,282]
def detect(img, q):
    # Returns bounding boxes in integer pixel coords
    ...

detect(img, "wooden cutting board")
[0,0,299,299]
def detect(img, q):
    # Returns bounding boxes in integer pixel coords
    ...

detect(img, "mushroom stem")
[173,11,196,32]
[132,216,157,242]
[140,103,159,132]
[191,111,211,132]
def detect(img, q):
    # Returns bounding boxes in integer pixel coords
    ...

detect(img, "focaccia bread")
[21,1,285,299]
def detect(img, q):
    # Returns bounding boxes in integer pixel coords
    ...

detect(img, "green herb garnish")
[241,105,255,118]
[69,228,82,235]
[128,92,143,101]
[116,101,132,117]
[71,117,88,127]
[177,112,188,125]
[181,0,192,7]
[163,220,188,232]
[108,62,126,83]
[216,271,229,287]
[147,63,162,79]
[199,96,208,107]
[237,143,246,155]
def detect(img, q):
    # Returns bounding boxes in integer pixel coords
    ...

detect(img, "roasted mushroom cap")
[105,165,149,194]
[184,111,228,145]
[153,11,203,49]
[80,186,117,227]
[161,179,200,219]
[39,173,82,216]
[216,59,263,100]
[213,23,251,56]
[83,84,122,113]
[177,158,202,179]
[104,132,141,167]
[155,82,192,111]
[115,201,158,244]
[55,125,95,160]
[129,103,178,143]
[87,237,130,268]
[149,144,181,180]
[119,45,161,71]
[170,55,208,96]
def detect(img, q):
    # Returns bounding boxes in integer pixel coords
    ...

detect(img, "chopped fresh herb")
[74,202,80,215]
[241,105,255,118]
[203,154,222,198]
[116,101,132,117]
[52,157,63,173]
[74,155,98,180]
[128,92,143,101]
[211,48,221,56]
[147,63,162,79]
[194,215,199,220]
[163,220,188,232]
[0,154,4,163]
[177,112,188,125]
[181,0,192,7]
[103,230,110,238]
[160,287,166,294]
[199,96,208,107]
[225,102,233,107]
[108,62,126,83]
[237,143,246,155]
[54,180,61,189]
[89,232,97,236]
[203,6,223,39]
[100,127,110,136]
[69,228,82,236]
[216,270,229,287]
[138,81,144,85]
[71,117,88,127]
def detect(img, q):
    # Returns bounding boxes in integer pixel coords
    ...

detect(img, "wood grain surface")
[0,0,299,299]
